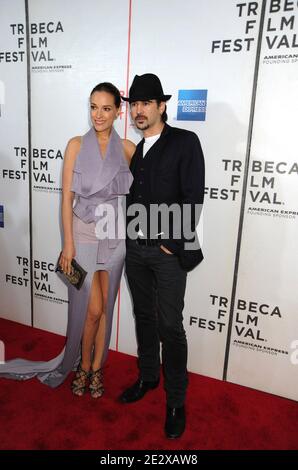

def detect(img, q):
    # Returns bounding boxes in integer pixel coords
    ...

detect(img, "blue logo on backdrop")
[177,89,208,121]
[0,205,4,228]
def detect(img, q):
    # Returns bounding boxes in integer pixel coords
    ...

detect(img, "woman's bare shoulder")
[65,136,81,159]
[67,136,82,149]
[122,138,136,164]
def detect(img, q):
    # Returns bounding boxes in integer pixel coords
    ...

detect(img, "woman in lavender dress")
[0,83,135,397]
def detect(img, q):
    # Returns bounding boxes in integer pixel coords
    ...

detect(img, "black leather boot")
[164,405,186,439]
[119,378,159,403]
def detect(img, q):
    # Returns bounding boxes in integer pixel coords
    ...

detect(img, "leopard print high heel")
[71,364,90,397]
[89,368,104,399]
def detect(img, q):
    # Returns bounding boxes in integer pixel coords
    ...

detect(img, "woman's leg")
[89,271,109,398]
[71,270,105,396]
[80,271,104,372]
[92,270,109,371]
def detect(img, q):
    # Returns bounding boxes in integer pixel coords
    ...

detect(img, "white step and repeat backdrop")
[0,0,297,400]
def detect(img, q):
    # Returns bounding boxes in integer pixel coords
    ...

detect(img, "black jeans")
[125,241,188,407]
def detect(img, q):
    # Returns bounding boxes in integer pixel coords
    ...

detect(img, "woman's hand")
[59,243,76,275]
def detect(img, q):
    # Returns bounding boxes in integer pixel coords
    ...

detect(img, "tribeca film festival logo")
[1,146,63,193]
[33,258,69,305]
[0,23,25,63]
[263,0,298,65]
[233,299,282,342]
[1,147,27,183]
[0,21,70,72]
[211,1,298,55]
[31,147,63,192]
[5,255,67,305]
[205,159,243,202]
[6,256,30,289]
[188,296,298,365]
[177,90,208,121]
[189,295,227,334]
[247,159,298,220]
[231,299,297,360]
[211,2,259,53]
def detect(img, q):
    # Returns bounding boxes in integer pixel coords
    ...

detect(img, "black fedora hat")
[122,73,172,103]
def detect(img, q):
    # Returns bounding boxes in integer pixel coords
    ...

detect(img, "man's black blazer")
[127,123,205,271]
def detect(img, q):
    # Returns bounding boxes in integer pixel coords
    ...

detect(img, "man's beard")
[135,120,149,130]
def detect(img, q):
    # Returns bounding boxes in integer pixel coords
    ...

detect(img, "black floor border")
[24,0,33,327]
[223,0,267,380]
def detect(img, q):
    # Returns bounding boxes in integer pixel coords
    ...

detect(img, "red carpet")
[0,318,297,450]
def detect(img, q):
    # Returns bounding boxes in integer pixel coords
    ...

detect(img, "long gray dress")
[0,127,133,387]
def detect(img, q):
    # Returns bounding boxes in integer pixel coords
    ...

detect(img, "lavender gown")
[0,127,133,387]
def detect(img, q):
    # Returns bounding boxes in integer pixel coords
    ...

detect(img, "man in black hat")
[119,73,205,439]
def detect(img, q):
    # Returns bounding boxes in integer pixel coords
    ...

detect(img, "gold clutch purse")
[55,255,87,290]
